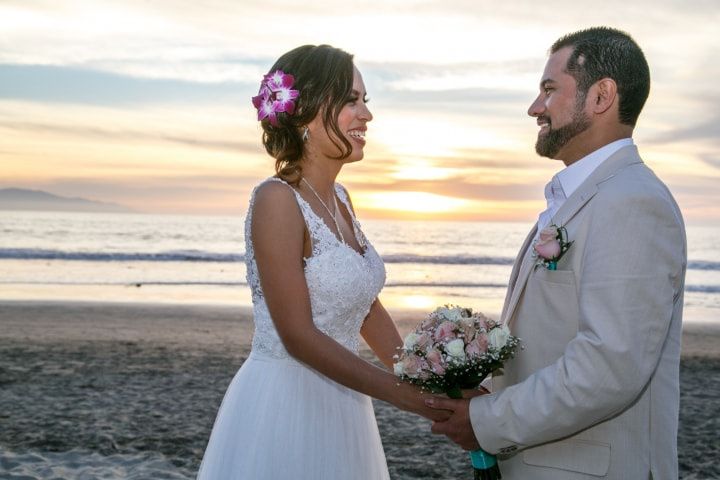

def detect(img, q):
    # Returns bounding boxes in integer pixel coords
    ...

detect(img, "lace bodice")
[245,177,386,358]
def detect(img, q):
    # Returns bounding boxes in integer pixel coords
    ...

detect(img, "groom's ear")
[590,78,618,116]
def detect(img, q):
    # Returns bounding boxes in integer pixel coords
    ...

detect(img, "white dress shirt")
[537,138,634,231]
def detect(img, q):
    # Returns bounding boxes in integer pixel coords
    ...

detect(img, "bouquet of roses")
[394,305,520,480]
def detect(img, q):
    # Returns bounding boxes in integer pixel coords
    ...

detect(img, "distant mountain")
[0,188,134,213]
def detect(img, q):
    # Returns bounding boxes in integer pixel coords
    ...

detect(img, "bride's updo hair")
[258,45,355,185]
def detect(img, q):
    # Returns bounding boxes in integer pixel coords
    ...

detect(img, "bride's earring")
[302,126,309,142]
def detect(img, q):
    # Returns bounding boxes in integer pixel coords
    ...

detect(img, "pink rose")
[459,319,477,340]
[425,348,446,375]
[434,320,457,342]
[534,227,561,259]
[480,315,496,331]
[415,332,432,350]
[401,354,425,377]
[421,314,441,330]
[465,332,489,358]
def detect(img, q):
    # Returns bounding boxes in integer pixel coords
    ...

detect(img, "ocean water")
[0,210,718,321]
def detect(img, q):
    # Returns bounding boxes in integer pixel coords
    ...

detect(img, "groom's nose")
[528,94,545,117]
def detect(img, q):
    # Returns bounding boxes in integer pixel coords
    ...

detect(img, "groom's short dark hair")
[552,27,650,127]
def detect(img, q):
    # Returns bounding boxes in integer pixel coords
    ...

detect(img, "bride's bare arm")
[361,299,402,370]
[252,183,447,421]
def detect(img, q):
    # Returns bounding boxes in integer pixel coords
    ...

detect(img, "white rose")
[393,362,405,376]
[446,307,464,323]
[446,338,466,360]
[488,325,510,350]
[403,333,420,350]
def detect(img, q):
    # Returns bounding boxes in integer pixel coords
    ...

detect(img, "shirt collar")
[555,138,634,199]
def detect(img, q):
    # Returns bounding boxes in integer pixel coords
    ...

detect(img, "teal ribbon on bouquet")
[446,387,502,480]
[469,449,501,480]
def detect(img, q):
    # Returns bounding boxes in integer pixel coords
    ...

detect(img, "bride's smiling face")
[307,67,373,163]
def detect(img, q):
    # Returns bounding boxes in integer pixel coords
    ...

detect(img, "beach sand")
[0,301,718,479]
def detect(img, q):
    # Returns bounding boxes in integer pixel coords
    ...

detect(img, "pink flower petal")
[534,226,563,260]
[252,86,271,109]
[252,94,265,110]
[256,98,277,124]
[273,99,296,114]
[276,87,299,102]
[266,70,295,91]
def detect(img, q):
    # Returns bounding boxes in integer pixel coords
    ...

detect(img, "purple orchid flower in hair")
[251,70,299,126]
[273,86,299,115]
[265,70,294,91]
[252,91,278,126]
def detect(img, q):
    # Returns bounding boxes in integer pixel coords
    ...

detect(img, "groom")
[427,27,687,479]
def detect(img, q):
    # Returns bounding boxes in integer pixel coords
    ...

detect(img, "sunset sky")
[1,0,718,224]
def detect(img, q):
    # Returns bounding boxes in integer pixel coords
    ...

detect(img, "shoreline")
[1,299,718,358]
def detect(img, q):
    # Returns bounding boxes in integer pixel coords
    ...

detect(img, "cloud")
[0,63,252,106]
[368,86,532,114]
[443,148,544,169]
[645,114,720,147]
[698,153,720,171]
[0,119,259,154]
[367,150,548,173]
[346,176,543,202]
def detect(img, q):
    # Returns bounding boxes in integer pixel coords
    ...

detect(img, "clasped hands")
[424,388,488,451]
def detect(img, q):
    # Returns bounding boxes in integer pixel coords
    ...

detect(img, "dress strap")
[334,183,368,251]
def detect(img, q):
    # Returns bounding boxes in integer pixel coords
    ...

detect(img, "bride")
[197,45,447,479]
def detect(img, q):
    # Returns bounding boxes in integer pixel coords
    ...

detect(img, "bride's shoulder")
[249,179,305,242]
[252,176,294,198]
[250,177,300,216]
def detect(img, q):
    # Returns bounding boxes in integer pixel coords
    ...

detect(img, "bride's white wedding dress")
[197,178,390,479]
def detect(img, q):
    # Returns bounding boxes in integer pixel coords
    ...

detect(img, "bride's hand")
[392,382,452,422]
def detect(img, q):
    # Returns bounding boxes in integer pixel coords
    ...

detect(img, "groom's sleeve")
[480,376,492,393]
[469,179,686,454]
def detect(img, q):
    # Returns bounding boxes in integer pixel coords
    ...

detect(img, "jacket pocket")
[522,439,611,477]
[533,267,575,286]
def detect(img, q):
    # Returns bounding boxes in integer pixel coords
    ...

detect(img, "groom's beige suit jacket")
[470,145,687,480]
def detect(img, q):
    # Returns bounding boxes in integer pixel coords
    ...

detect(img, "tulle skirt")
[197,351,390,480]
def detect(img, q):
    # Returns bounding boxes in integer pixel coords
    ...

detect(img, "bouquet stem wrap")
[446,388,502,480]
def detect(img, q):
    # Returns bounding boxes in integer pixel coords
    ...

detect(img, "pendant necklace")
[302,177,345,243]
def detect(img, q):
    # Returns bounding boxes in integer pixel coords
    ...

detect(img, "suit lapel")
[502,145,643,327]
[501,225,537,324]
[550,182,598,232]
[502,231,540,329]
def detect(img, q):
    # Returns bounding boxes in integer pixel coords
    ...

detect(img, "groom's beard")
[535,102,591,159]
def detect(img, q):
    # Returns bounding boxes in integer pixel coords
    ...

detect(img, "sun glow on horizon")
[389,158,458,181]
[397,295,436,310]
[354,191,469,214]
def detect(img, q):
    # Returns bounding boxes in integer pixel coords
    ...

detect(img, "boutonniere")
[533,224,573,270]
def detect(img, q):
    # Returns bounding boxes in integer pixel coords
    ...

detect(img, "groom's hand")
[426,397,481,451]
[462,386,490,398]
